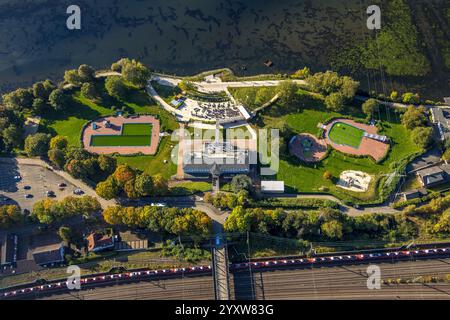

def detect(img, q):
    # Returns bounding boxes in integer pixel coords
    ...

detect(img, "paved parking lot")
[0,163,80,211]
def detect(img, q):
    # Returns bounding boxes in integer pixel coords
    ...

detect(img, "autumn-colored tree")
[113,164,136,187]
[152,174,168,196]
[49,135,68,150]
[0,205,23,229]
[96,177,119,200]
[323,171,333,180]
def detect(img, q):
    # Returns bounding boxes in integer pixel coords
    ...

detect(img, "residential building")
[430,107,450,141]
[32,243,65,267]
[0,234,18,267]
[86,232,115,253]
[416,164,450,188]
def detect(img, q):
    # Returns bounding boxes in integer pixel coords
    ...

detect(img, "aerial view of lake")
[0,0,448,99]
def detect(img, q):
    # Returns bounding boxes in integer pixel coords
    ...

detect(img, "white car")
[151,203,166,207]
[73,189,84,195]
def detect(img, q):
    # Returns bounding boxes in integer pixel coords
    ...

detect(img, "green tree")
[321,220,344,240]
[49,135,68,150]
[178,80,196,92]
[96,177,119,200]
[113,164,136,187]
[81,82,98,101]
[402,92,420,104]
[231,175,253,193]
[2,124,23,148]
[2,88,34,111]
[58,226,73,243]
[443,149,450,162]
[98,154,117,174]
[24,133,50,157]
[121,59,150,88]
[64,69,82,87]
[105,76,127,99]
[0,205,23,229]
[339,76,359,100]
[32,82,48,100]
[49,89,71,111]
[390,91,399,101]
[111,58,131,72]
[153,174,168,196]
[292,67,310,79]
[78,64,95,83]
[411,127,433,149]
[277,80,298,105]
[401,106,427,130]
[362,99,379,118]
[65,159,88,179]
[48,148,66,168]
[135,173,154,196]
[325,92,345,112]
[32,98,47,114]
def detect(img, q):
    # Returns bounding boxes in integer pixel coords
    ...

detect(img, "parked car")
[73,189,84,195]
[14,175,21,180]
[24,194,33,199]
[23,185,31,190]
[58,183,67,188]
[45,190,55,197]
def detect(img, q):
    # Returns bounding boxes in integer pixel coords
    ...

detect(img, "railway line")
[3,246,450,300]
[15,257,450,300]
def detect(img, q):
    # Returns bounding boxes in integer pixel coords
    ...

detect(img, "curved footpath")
[0,157,399,221]
[267,193,399,216]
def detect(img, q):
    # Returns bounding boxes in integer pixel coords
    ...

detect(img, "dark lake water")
[0,0,448,99]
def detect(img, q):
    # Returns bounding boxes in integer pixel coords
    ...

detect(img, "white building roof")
[261,181,285,192]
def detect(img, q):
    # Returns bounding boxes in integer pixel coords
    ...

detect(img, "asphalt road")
[28,258,450,300]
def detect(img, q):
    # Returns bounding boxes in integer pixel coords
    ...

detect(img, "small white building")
[261,181,285,193]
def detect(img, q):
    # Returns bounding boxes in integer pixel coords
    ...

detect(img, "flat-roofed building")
[416,164,450,188]
[32,243,65,267]
[430,107,450,141]
[0,234,18,267]
[261,181,285,193]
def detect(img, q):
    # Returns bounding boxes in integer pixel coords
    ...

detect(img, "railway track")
[3,246,450,300]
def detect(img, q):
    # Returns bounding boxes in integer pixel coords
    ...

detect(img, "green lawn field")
[328,122,364,148]
[39,80,179,178]
[122,123,152,135]
[90,135,151,147]
[256,88,424,203]
[90,123,153,147]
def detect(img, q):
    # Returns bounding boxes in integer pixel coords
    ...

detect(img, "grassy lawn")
[328,122,364,148]
[170,181,212,195]
[256,90,423,203]
[151,81,181,105]
[116,136,177,178]
[90,123,153,147]
[39,83,180,178]
[122,123,152,135]
[90,135,151,147]
[228,86,278,111]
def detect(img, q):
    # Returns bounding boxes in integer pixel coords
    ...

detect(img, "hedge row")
[250,197,339,209]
